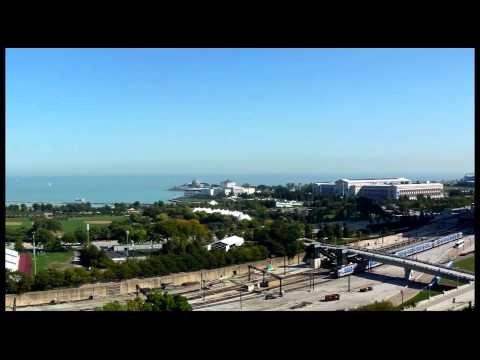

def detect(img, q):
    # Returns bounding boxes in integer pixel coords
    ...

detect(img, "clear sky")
[6,48,474,177]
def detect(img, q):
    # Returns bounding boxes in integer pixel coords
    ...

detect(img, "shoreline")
[5,199,179,206]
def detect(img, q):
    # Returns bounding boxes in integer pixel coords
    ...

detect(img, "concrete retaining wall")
[6,253,304,308]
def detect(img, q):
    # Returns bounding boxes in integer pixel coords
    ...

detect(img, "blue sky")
[6,48,474,177]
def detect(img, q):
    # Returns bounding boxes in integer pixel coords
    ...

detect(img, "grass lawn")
[6,218,33,228]
[60,216,125,234]
[35,251,74,272]
[400,289,442,309]
[454,256,475,272]
[439,255,474,287]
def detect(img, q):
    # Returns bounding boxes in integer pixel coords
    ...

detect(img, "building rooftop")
[340,177,410,183]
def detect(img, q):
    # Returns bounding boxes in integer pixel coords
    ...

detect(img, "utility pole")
[32,232,37,276]
[240,287,243,311]
[86,223,90,247]
[401,290,404,308]
[348,275,351,292]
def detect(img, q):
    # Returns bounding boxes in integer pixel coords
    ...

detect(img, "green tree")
[62,232,76,244]
[304,224,313,239]
[14,238,24,252]
[342,223,351,238]
[102,291,192,311]
[80,245,113,268]
[143,292,192,311]
[36,228,55,244]
[74,229,88,244]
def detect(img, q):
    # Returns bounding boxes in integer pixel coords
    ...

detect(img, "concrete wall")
[6,253,304,308]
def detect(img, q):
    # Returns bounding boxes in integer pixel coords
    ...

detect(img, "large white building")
[5,248,19,272]
[221,180,255,196]
[313,177,443,201]
[335,177,411,197]
[184,187,223,197]
[184,180,256,198]
[391,183,444,200]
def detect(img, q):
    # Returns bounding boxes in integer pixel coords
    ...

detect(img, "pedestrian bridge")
[345,247,475,283]
[306,232,474,283]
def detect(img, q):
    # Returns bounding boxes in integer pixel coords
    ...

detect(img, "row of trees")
[102,291,191,311]
[253,219,304,258]
[6,243,270,294]
[5,201,146,218]
[316,222,352,242]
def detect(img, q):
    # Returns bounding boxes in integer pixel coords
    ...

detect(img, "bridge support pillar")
[404,268,414,281]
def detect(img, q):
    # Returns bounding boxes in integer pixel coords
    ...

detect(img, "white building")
[334,177,411,197]
[5,248,19,272]
[220,179,256,196]
[391,183,444,200]
[184,187,223,197]
[206,235,245,252]
[275,200,304,208]
[221,180,237,188]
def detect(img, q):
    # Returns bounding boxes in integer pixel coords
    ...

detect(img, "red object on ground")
[18,253,32,275]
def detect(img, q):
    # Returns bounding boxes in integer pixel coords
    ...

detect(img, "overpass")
[306,233,475,283]
[345,247,475,282]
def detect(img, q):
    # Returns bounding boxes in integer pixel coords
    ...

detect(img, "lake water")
[5,173,461,204]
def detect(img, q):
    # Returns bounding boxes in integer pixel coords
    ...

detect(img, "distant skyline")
[6,48,474,176]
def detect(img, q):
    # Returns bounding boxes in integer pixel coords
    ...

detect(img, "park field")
[454,255,475,272]
[5,215,125,234]
[35,251,74,272]
[60,216,124,233]
[6,218,33,227]
[439,255,474,287]
[401,289,442,309]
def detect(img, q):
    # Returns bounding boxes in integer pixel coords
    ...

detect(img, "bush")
[353,301,400,311]
[102,291,192,312]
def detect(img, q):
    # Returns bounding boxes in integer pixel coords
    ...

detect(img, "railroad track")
[192,272,332,309]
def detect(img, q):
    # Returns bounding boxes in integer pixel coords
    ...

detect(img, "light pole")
[32,232,37,276]
[401,290,404,308]
[240,287,243,311]
[86,223,90,247]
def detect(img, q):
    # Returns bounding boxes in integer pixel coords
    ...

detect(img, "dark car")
[324,294,340,301]
[359,286,373,292]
